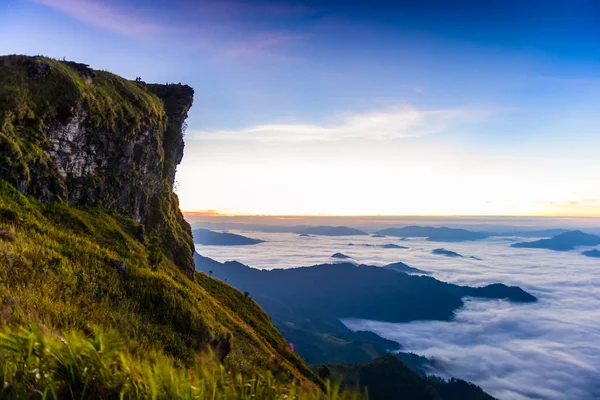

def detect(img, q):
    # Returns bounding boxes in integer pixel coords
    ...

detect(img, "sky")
[1,0,600,216]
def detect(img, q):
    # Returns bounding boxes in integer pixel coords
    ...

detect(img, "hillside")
[0,55,348,399]
[322,355,496,400]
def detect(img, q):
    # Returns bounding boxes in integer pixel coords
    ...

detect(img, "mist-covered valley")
[195,229,600,399]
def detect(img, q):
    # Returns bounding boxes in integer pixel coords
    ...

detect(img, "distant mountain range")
[377,226,490,242]
[192,228,265,245]
[511,230,600,251]
[348,243,408,249]
[496,228,570,238]
[297,226,369,236]
[192,223,598,243]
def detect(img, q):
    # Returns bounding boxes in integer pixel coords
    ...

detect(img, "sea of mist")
[195,231,600,400]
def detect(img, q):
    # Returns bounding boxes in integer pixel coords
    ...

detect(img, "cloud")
[190,106,481,142]
[193,232,600,399]
[188,1,313,17]
[32,0,312,59]
[223,33,310,59]
[32,0,167,36]
[339,238,600,400]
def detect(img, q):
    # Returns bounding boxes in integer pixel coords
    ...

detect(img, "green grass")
[0,325,361,399]
[0,179,359,397]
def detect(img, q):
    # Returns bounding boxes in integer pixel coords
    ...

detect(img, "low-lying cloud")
[196,231,600,400]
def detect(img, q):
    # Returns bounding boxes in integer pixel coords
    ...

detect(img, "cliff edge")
[0,55,194,272]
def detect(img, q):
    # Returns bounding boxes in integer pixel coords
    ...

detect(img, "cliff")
[0,55,194,272]
[0,56,333,398]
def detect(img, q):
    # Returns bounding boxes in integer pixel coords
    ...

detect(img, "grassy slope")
[0,179,346,398]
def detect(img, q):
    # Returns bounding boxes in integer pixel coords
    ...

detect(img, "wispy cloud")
[190,106,483,142]
[188,1,313,17]
[32,0,312,59]
[223,33,309,59]
[33,0,165,36]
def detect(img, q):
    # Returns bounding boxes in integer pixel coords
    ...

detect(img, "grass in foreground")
[0,325,361,400]
[0,177,342,395]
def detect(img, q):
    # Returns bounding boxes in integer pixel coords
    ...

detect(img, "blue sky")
[2,0,600,215]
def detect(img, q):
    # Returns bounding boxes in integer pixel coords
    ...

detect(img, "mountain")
[377,226,489,242]
[496,228,570,238]
[194,253,534,373]
[298,226,369,236]
[194,255,536,324]
[275,317,403,364]
[432,248,464,258]
[348,243,409,249]
[582,249,600,258]
[322,354,496,400]
[0,56,330,398]
[195,254,513,399]
[332,252,352,259]
[511,230,600,251]
[192,228,265,245]
[384,261,429,274]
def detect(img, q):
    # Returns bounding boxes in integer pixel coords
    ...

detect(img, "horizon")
[2,0,600,216]
[183,212,600,231]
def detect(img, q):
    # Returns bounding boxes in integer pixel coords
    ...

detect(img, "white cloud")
[189,106,483,142]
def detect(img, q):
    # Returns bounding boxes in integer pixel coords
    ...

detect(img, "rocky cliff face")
[0,55,195,272]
